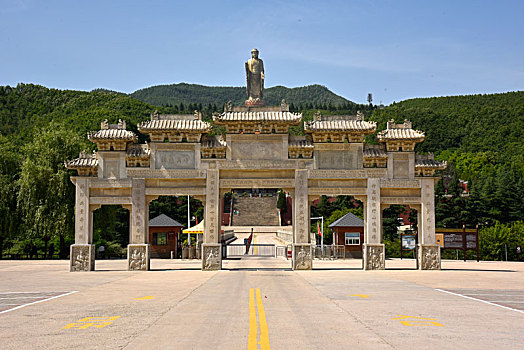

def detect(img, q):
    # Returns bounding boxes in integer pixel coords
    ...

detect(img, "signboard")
[435,227,479,262]
[443,234,463,249]
[402,235,416,250]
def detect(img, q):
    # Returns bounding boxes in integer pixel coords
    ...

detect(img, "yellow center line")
[248,288,258,349]
[255,288,270,350]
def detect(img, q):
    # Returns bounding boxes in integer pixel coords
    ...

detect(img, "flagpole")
[187,195,191,247]
[321,217,324,253]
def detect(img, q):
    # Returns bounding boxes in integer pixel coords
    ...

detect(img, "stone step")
[232,196,280,226]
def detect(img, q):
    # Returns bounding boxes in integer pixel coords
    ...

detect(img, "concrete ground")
[0,258,523,349]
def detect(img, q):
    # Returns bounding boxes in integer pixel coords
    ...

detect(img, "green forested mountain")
[130,83,353,108]
[370,91,524,241]
[371,91,524,164]
[0,84,157,145]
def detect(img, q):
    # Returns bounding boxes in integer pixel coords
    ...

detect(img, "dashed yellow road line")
[255,288,270,350]
[249,288,258,349]
[133,296,155,300]
[248,288,271,350]
[349,294,369,298]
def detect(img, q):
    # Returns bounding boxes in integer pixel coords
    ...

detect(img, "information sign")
[402,235,416,250]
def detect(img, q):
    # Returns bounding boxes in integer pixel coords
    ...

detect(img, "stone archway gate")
[66,105,446,272]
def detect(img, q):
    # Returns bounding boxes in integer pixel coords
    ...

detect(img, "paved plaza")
[1,258,523,349]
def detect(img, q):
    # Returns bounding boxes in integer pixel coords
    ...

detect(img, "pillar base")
[292,243,312,270]
[127,244,150,271]
[70,244,95,272]
[418,244,441,270]
[363,243,385,270]
[202,243,222,271]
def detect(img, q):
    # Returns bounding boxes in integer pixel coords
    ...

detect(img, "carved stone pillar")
[292,169,312,270]
[70,178,95,271]
[363,178,385,270]
[418,178,440,270]
[128,178,150,271]
[202,169,222,271]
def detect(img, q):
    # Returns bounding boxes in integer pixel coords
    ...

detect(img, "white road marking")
[436,289,524,314]
[0,291,78,314]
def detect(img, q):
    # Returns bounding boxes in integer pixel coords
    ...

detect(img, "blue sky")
[1,0,522,104]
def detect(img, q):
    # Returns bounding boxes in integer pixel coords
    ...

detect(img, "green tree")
[0,136,21,258]
[17,124,88,258]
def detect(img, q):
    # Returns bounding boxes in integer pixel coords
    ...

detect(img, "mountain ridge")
[129,82,354,107]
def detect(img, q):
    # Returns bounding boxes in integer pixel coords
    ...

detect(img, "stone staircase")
[232,196,280,226]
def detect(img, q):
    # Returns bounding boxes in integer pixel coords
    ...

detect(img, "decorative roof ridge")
[65,150,98,168]
[138,119,212,132]
[363,145,387,157]
[150,110,203,121]
[304,119,377,132]
[213,110,302,124]
[288,139,314,148]
[201,135,227,148]
[376,119,425,141]
[312,110,366,122]
[126,143,150,157]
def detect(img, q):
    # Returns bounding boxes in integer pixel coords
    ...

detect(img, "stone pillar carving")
[292,169,312,270]
[127,244,150,271]
[128,178,150,271]
[363,178,385,270]
[70,178,95,271]
[202,169,222,271]
[70,244,95,272]
[418,178,440,270]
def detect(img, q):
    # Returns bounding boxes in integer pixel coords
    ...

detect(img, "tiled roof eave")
[65,158,98,168]
[305,128,376,134]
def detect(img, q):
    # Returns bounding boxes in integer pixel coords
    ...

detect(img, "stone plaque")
[316,150,358,169]
[70,244,95,272]
[104,160,119,179]
[202,244,221,270]
[128,244,150,271]
[156,151,195,169]
[393,159,409,178]
[231,141,283,160]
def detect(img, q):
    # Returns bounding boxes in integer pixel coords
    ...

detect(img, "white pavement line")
[0,291,69,294]
[436,289,524,314]
[0,291,78,315]
[0,296,51,299]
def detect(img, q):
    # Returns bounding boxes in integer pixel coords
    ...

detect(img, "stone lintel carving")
[314,143,358,151]
[381,179,421,188]
[220,179,295,188]
[216,160,312,170]
[293,244,312,270]
[309,169,387,179]
[126,169,206,178]
[145,188,206,196]
[418,244,441,270]
[202,244,222,271]
[89,179,132,188]
[90,196,132,205]
[70,244,95,272]
[127,244,150,271]
[381,197,421,204]
[308,188,367,196]
[363,244,385,270]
